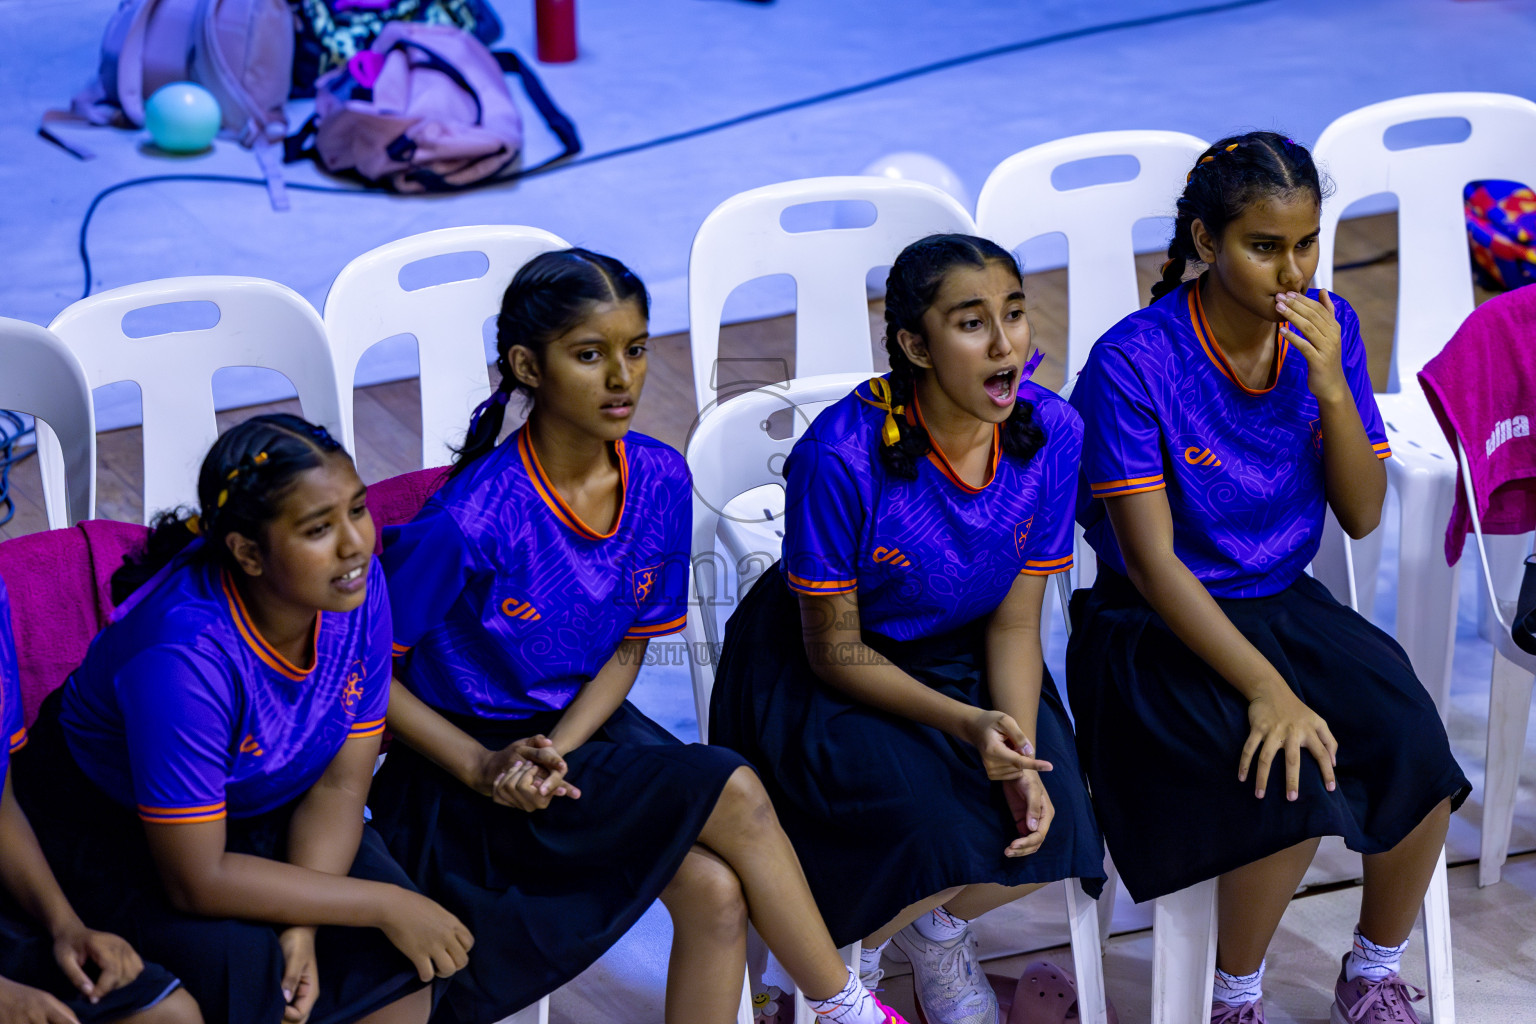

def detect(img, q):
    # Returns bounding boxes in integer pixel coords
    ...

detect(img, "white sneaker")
[889,923,998,1024]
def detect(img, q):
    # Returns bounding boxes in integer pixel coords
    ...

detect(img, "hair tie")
[185,515,201,536]
[1019,348,1046,385]
[1160,258,1175,274]
[859,377,906,448]
[466,387,512,438]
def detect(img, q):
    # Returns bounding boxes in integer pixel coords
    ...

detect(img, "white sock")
[911,907,968,944]
[859,939,889,984]
[1345,929,1408,982]
[804,966,883,1023]
[1212,960,1265,1005]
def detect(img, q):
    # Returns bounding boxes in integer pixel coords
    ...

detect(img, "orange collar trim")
[1189,284,1287,397]
[221,572,319,682]
[518,429,628,541]
[910,394,1000,494]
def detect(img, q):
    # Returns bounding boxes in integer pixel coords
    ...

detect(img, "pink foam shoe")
[1211,1000,1265,1023]
[875,996,913,1024]
[1331,957,1425,1023]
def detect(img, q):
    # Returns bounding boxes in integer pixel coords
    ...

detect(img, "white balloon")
[859,151,972,211]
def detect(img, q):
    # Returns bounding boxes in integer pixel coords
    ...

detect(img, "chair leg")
[1066,880,1110,1024]
[738,968,756,1024]
[1097,854,1120,955]
[1394,473,1460,718]
[1151,879,1217,1024]
[1420,848,1455,1024]
[502,996,549,1024]
[1480,649,1535,886]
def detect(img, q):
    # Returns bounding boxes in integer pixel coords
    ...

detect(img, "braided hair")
[450,248,650,480]
[110,414,348,604]
[879,234,1047,480]
[1152,131,1330,302]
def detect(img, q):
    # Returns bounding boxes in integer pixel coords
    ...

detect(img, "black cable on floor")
[0,410,37,527]
[74,0,1278,298]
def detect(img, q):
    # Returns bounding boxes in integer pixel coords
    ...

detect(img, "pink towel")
[1418,283,1536,564]
[365,465,450,549]
[0,520,148,725]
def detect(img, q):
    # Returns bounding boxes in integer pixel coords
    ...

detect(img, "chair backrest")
[976,130,1210,383]
[323,225,570,468]
[1314,92,1536,385]
[688,177,976,412]
[0,318,95,529]
[47,277,342,522]
[682,371,870,734]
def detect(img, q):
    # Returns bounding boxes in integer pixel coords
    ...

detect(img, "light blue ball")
[145,82,221,153]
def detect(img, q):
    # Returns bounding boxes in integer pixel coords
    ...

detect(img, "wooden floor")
[0,212,1488,539]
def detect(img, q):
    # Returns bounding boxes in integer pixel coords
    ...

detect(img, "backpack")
[284,23,580,193]
[1466,180,1536,292]
[288,0,503,99]
[70,0,295,146]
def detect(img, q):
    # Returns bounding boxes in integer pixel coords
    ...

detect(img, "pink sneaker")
[875,996,914,1024]
[1211,1000,1265,1023]
[1331,957,1425,1023]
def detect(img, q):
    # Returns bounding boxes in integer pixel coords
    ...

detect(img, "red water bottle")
[536,0,577,63]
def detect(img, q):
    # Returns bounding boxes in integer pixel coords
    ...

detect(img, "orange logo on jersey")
[1183,445,1223,468]
[340,661,365,711]
[871,546,912,568]
[501,598,542,621]
[239,734,265,757]
[1014,518,1034,557]
[632,565,660,603]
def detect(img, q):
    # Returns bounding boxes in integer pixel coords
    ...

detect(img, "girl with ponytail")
[371,249,909,1024]
[14,414,472,1024]
[711,234,1105,1024]
[1067,131,1468,1023]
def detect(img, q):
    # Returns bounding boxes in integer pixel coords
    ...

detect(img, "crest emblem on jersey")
[239,733,265,757]
[632,565,661,604]
[1183,444,1223,468]
[1013,518,1034,558]
[340,660,365,711]
[871,546,912,568]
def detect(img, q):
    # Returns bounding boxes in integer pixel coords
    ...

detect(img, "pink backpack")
[71,0,294,146]
[284,22,580,192]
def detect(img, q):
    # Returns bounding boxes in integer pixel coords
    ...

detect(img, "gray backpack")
[71,0,294,146]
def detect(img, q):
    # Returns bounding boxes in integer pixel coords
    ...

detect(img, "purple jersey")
[1071,281,1390,598]
[60,556,391,824]
[384,428,690,721]
[781,377,1081,640]
[0,575,25,784]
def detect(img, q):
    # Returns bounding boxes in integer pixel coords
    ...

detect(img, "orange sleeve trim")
[348,717,387,736]
[8,728,26,754]
[625,614,687,639]
[785,572,858,592]
[391,642,412,655]
[1021,558,1074,576]
[1024,554,1073,569]
[1090,476,1166,498]
[1372,442,1392,459]
[138,801,227,824]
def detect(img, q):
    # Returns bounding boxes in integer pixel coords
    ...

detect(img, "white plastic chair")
[1453,435,1536,888]
[685,374,1109,1024]
[0,318,95,529]
[976,130,1210,383]
[1313,92,1536,714]
[1144,533,1456,1024]
[45,277,344,522]
[688,177,977,584]
[323,225,570,469]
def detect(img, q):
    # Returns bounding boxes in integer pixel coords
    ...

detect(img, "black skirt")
[708,569,1106,948]
[1065,568,1472,903]
[367,699,749,1024]
[0,895,181,1024]
[14,692,432,1024]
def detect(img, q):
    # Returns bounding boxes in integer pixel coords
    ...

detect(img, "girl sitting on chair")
[16,414,472,1024]
[1065,132,1470,1024]
[368,248,907,1024]
[710,234,1106,1024]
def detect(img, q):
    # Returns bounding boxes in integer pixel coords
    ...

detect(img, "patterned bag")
[1466,180,1536,291]
[289,0,502,97]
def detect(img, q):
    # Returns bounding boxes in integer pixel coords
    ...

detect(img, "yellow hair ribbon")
[186,515,201,536]
[859,377,906,448]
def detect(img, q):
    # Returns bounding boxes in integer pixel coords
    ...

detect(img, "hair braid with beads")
[1153,131,1331,302]
[879,234,1046,480]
